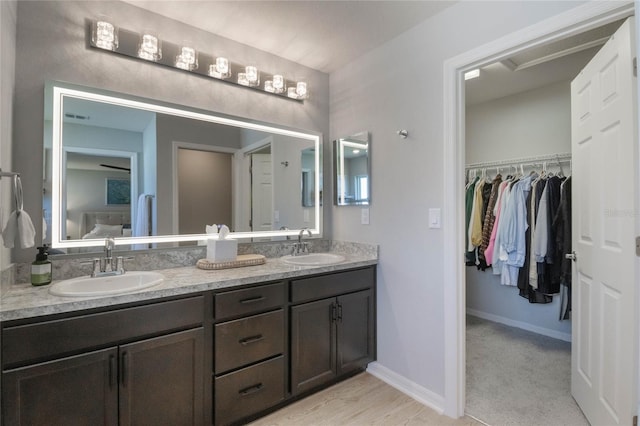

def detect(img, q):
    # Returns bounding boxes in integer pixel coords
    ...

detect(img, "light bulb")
[296,82,308,98]
[238,72,249,86]
[273,75,284,92]
[175,46,197,71]
[264,80,275,93]
[245,66,259,86]
[93,20,118,51]
[208,57,231,79]
[138,33,161,61]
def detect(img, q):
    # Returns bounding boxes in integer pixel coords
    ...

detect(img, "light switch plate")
[361,208,370,225]
[303,209,310,223]
[274,210,280,222]
[429,208,441,229]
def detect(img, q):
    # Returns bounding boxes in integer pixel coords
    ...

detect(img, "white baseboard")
[466,308,572,342]
[366,362,445,414]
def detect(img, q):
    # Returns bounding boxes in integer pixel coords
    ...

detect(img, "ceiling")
[122,0,456,73]
[465,19,625,105]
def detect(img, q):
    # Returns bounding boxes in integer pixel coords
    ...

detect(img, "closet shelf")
[465,153,571,170]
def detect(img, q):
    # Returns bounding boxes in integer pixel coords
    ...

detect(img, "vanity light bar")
[88,19,309,101]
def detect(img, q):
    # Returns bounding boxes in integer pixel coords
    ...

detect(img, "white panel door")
[251,153,273,231]
[570,17,637,426]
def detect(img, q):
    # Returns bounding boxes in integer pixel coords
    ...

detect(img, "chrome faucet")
[291,228,312,256]
[87,238,127,277]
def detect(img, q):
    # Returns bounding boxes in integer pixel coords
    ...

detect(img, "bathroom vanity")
[0,253,376,425]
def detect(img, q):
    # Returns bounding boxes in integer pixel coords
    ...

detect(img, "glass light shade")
[237,72,249,86]
[264,80,275,93]
[245,66,259,86]
[287,87,299,99]
[208,57,231,79]
[272,74,285,93]
[216,57,229,74]
[175,46,198,71]
[138,33,161,61]
[92,20,118,51]
[296,82,308,99]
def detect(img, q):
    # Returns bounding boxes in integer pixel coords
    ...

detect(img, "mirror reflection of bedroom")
[65,152,132,241]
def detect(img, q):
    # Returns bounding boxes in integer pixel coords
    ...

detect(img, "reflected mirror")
[334,131,370,206]
[45,82,322,251]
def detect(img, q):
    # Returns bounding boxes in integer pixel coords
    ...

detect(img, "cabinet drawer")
[2,295,204,368]
[291,267,374,304]
[215,282,284,320]
[215,310,284,374]
[215,356,285,426]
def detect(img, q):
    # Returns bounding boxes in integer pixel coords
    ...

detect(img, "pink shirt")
[484,181,509,265]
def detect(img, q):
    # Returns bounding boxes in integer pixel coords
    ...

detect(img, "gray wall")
[330,0,584,400]
[13,0,329,263]
[465,80,573,339]
[0,0,17,274]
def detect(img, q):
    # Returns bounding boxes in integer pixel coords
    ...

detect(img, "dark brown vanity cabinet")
[290,268,375,395]
[213,282,287,426]
[1,295,209,426]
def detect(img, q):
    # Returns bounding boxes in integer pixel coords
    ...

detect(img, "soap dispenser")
[31,245,52,286]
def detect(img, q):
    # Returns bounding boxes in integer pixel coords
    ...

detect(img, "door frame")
[441,1,636,418]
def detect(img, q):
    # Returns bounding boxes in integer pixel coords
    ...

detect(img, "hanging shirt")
[529,177,547,286]
[465,177,479,264]
[533,183,549,262]
[492,180,515,276]
[470,179,486,248]
[479,175,503,262]
[485,180,510,267]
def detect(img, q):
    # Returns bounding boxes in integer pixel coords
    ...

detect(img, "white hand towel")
[2,209,36,248]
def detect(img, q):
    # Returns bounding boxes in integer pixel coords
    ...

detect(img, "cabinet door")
[119,328,204,426]
[2,347,118,426]
[337,290,374,375]
[290,298,336,395]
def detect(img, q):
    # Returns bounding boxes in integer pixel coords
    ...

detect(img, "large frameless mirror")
[44,82,322,252]
[334,131,370,206]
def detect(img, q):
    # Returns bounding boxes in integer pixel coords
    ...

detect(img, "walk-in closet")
[462,18,627,424]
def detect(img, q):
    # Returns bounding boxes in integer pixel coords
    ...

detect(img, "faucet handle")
[81,258,102,277]
[115,256,134,274]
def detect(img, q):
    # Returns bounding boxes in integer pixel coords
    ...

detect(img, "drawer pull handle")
[239,383,264,396]
[240,296,266,304]
[239,334,264,345]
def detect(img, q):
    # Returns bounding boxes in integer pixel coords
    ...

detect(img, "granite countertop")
[1,251,377,322]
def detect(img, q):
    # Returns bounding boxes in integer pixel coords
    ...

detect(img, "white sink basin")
[281,253,346,266]
[49,271,165,297]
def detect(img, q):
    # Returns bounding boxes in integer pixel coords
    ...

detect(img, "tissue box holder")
[206,239,238,262]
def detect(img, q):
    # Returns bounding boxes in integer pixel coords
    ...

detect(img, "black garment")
[518,180,552,304]
[554,177,572,319]
[537,175,563,295]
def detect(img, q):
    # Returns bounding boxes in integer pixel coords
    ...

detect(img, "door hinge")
[636,237,640,257]
[634,57,637,77]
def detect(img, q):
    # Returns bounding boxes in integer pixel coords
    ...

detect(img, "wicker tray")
[196,254,266,270]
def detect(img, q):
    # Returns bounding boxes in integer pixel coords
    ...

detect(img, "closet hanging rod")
[0,168,20,179]
[465,152,571,170]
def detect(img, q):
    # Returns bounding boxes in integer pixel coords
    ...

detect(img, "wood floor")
[249,372,483,425]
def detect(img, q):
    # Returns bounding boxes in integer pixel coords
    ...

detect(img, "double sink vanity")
[2,74,376,425]
[0,242,377,425]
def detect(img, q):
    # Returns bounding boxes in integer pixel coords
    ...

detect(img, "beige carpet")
[466,315,589,426]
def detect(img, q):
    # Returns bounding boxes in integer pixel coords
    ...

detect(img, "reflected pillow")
[82,224,123,239]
